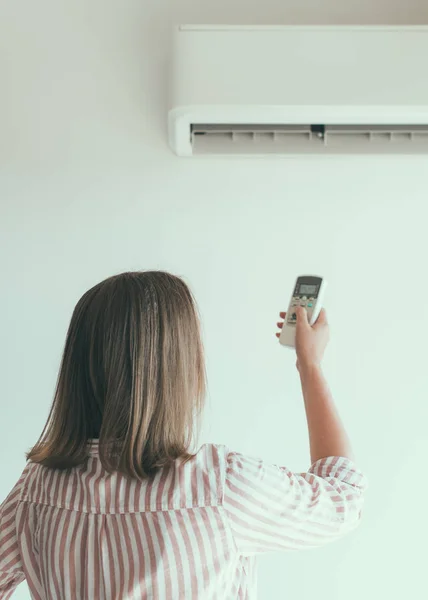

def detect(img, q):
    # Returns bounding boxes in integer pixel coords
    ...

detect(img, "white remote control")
[279,275,327,348]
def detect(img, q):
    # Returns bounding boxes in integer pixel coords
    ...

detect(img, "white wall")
[2,2,428,599]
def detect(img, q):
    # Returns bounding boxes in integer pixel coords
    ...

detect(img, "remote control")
[279,275,327,348]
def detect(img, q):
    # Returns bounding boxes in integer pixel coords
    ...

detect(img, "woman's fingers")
[276,313,286,337]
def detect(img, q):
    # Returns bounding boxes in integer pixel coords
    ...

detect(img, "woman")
[0,271,366,599]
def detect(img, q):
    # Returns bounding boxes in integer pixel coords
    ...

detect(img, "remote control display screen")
[299,284,317,296]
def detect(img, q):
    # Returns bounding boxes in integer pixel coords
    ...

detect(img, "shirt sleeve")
[0,466,28,599]
[223,452,367,556]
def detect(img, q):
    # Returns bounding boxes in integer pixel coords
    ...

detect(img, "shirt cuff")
[308,456,368,490]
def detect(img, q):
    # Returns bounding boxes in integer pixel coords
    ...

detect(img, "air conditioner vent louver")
[190,124,428,155]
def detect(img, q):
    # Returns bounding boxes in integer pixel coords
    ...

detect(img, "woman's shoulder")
[192,444,262,476]
[180,444,230,504]
[191,443,230,474]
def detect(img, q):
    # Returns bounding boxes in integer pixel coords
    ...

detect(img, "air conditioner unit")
[168,25,428,156]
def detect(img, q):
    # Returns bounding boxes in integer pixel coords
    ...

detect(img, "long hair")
[27,271,206,478]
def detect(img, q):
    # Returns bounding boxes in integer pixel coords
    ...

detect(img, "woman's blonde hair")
[27,271,206,478]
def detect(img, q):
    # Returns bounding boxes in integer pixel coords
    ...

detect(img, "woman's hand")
[276,307,330,371]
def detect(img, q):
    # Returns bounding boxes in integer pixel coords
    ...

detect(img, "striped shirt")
[0,443,366,599]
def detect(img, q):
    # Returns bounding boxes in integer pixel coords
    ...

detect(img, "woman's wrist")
[297,359,323,379]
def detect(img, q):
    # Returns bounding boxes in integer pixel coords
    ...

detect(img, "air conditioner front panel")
[171,26,428,108]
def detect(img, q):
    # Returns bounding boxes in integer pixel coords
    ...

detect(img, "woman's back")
[1,443,365,599]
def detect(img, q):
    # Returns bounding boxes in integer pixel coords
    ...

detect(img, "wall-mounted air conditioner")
[168,26,428,156]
